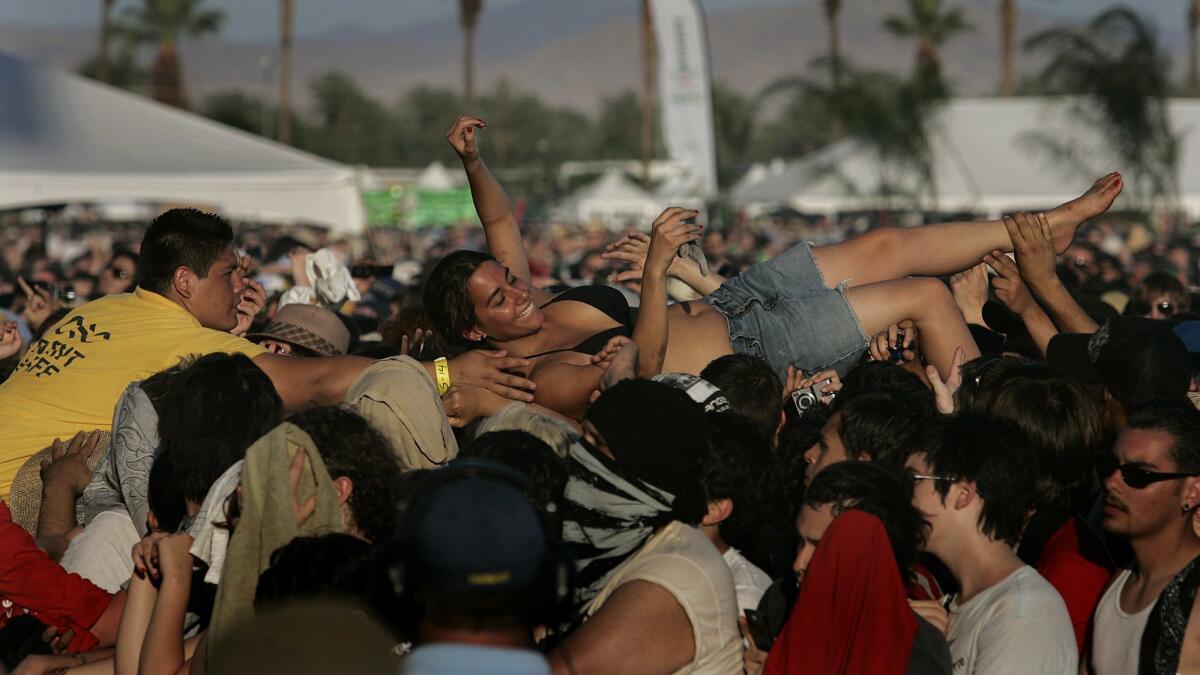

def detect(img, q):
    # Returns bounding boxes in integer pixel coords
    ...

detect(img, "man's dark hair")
[700,354,783,441]
[803,461,927,583]
[837,361,936,416]
[459,430,568,533]
[254,533,372,610]
[909,413,1038,545]
[956,356,1028,413]
[139,208,234,295]
[422,250,495,353]
[286,407,404,543]
[982,364,1104,511]
[700,412,779,550]
[1126,402,1200,473]
[159,353,282,504]
[831,389,933,468]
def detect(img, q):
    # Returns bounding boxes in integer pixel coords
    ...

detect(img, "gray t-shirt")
[945,565,1077,675]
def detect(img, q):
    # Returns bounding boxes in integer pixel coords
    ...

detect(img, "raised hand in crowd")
[783,365,842,406]
[445,115,485,166]
[399,327,432,360]
[17,276,58,332]
[1000,210,1098,334]
[231,277,266,338]
[449,349,536,402]
[603,230,727,296]
[0,320,22,360]
[986,250,1059,356]
[867,321,918,365]
[926,346,964,415]
[950,263,989,327]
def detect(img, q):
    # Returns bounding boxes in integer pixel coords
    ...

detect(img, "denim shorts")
[704,242,870,382]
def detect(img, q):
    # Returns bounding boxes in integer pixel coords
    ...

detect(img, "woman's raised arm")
[445,116,532,283]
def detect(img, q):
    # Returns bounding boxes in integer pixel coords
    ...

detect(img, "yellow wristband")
[434,357,452,396]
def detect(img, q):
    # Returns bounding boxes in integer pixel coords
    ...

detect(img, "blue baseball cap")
[408,473,548,591]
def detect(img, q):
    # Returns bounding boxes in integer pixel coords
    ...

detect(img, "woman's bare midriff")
[661,301,734,375]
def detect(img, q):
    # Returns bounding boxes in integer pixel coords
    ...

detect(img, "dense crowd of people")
[3,115,1200,675]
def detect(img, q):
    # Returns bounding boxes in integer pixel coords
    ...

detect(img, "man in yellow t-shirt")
[0,209,535,497]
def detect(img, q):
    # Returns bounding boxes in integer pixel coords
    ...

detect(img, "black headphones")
[370,458,575,641]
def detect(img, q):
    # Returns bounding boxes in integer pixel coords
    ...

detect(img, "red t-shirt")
[0,501,112,652]
[1035,517,1115,653]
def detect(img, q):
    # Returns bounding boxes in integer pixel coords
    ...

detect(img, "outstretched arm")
[446,116,533,284]
[1002,212,1098,334]
[632,209,702,378]
[604,231,727,297]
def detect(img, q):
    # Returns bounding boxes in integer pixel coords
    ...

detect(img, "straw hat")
[248,304,350,357]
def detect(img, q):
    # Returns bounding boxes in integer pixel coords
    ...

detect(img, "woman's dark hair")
[909,413,1038,546]
[254,534,372,610]
[147,450,186,533]
[158,353,283,504]
[286,407,404,543]
[980,364,1104,512]
[803,461,927,584]
[422,250,494,353]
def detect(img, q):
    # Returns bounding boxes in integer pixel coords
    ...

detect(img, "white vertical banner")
[650,0,718,197]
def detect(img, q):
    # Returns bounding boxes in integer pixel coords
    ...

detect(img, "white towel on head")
[189,460,244,585]
[277,248,362,309]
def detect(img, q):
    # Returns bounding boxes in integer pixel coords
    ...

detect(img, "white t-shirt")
[587,521,743,675]
[945,565,1077,675]
[1090,569,1154,675]
[60,509,140,593]
[721,547,772,615]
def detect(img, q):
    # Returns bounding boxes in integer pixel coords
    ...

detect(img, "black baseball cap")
[1047,316,1191,406]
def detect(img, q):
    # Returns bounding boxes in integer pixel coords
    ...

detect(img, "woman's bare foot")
[1044,172,1123,254]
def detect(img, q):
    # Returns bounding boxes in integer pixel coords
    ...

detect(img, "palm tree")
[641,0,656,186]
[459,0,483,113]
[824,0,843,90]
[98,0,116,83]
[121,0,224,109]
[882,0,972,97]
[1190,0,1200,96]
[999,0,1016,96]
[278,0,293,144]
[1024,8,1177,211]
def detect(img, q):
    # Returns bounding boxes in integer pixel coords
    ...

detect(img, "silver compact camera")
[791,378,834,417]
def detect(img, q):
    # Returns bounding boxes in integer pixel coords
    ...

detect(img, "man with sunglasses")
[1085,402,1200,675]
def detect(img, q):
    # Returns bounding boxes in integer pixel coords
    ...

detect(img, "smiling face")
[463,260,544,341]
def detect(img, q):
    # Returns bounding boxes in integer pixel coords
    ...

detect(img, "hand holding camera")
[784,366,841,417]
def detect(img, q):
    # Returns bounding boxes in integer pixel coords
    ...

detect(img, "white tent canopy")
[554,170,665,231]
[0,51,365,233]
[731,98,1200,218]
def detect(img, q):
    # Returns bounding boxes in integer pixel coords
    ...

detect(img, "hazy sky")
[0,0,1177,41]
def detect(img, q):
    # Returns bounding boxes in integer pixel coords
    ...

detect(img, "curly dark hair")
[254,533,372,610]
[422,250,494,354]
[803,461,927,584]
[286,407,405,543]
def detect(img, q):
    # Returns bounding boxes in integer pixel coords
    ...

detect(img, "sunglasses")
[1097,454,1200,489]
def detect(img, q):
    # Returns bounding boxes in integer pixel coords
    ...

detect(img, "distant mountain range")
[0,0,1188,115]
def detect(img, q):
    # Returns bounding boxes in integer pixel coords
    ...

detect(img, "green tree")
[711,83,758,188]
[824,0,844,90]
[118,0,225,109]
[460,0,483,113]
[392,85,464,164]
[1024,7,1177,211]
[306,72,393,165]
[592,89,657,160]
[882,0,972,98]
[78,47,148,92]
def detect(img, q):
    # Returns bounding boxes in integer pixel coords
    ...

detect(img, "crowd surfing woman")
[425,116,1124,421]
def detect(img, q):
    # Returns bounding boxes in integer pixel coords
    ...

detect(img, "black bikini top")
[527,285,635,358]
